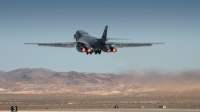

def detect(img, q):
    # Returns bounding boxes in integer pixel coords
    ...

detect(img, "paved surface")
[1,109,200,112]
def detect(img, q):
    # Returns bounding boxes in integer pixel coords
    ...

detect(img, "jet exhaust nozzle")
[76,45,86,52]
[112,47,117,52]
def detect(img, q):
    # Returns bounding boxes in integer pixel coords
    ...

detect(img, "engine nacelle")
[102,48,111,52]
[76,45,86,52]
[111,47,117,52]
[87,48,93,53]
[102,45,111,52]
[102,45,117,53]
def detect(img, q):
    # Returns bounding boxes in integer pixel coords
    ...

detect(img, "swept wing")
[24,42,77,48]
[106,42,164,48]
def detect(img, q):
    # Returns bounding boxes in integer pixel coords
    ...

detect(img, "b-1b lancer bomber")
[25,26,163,55]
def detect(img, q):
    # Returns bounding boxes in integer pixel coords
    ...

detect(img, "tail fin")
[101,26,108,39]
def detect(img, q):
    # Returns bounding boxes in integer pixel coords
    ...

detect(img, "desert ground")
[0,91,200,110]
[0,68,200,110]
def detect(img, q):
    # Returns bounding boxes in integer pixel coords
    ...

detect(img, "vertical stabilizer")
[101,26,108,39]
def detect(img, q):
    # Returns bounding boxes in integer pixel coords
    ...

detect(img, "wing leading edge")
[106,42,164,48]
[24,42,77,48]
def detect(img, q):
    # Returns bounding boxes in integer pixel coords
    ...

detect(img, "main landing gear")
[86,52,93,55]
[95,50,101,55]
[86,50,101,55]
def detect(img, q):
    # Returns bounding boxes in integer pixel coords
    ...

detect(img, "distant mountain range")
[0,68,199,94]
[0,68,131,94]
[0,68,120,85]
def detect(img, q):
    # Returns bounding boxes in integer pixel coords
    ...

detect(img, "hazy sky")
[0,0,200,73]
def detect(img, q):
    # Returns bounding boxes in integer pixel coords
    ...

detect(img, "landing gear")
[86,49,101,55]
[86,48,93,55]
[95,50,101,55]
[86,52,93,55]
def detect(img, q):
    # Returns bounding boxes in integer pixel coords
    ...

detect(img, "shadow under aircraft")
[25,26,164,55]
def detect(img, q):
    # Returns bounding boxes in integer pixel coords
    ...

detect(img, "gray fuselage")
[74,30,104,50]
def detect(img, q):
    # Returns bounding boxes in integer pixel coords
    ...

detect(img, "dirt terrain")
[0,68,200,110]
[0,92,200,110]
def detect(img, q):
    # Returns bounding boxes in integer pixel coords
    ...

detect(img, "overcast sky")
[0,0,200,73]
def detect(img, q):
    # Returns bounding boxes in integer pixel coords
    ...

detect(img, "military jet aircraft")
[25,26,163,55]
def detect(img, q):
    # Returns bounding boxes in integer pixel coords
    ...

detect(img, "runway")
[1,109,200,112]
